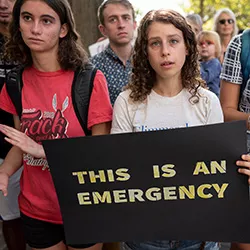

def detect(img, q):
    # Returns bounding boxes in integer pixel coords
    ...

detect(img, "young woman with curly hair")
[111,9,222,250]
[111,8,250,250]
[0,0,112,249]
[111,9,223,134]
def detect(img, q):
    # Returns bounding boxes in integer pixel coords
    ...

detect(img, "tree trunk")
[199,0,204,19]
[70,0,104,53]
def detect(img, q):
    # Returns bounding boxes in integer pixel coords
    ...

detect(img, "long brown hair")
[5,0,89,70]
[127,9,205,103]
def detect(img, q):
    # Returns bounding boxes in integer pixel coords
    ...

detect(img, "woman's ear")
[60,23,69,38]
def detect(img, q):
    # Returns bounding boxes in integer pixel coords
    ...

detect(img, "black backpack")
[5,63,97,136]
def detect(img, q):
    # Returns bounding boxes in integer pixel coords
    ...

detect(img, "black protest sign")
[43,121,249,245]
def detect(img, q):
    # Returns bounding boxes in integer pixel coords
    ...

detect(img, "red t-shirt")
[0,66,112,224]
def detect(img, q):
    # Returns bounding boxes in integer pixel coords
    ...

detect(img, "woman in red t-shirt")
[0,0,112,250]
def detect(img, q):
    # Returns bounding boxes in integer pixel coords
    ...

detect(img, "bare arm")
[0,114,46,161]
[0,116,23,195]
[0,115,23,174]
[0,119,111,161]
[13,115,21,130]
[0,125,45,158]
[220,80,249,126]
[220,81,250,184]
[91,122,111,136]
[0,146,23,177]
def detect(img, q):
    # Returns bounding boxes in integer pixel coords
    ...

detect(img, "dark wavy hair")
[5,0,89,70]
[127,9,205,103]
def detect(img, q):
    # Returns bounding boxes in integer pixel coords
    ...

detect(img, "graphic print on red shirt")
[0,66,112,223]
[22,93,70,142]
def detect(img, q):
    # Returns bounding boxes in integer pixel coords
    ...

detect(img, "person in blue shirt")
[197,31,222,97]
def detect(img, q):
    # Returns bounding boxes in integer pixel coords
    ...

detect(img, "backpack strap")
[5,65,24,119]
[71,63,97,136]
[5,64,97,136]
[240,29,250,102]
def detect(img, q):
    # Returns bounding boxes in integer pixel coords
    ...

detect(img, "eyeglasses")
[218,19,234,25]
[198,40,214,46]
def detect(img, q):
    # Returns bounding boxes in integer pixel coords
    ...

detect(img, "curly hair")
[127,9,205,103]
[5,0,89,71]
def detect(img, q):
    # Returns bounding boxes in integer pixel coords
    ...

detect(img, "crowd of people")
[0,0,250,250]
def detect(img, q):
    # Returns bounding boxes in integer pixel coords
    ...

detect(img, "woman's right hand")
[0,171,9,196]
[0,124,45,158]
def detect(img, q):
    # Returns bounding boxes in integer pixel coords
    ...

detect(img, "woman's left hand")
[237,154,250,184]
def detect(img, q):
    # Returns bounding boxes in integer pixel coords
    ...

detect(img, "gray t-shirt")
[0,159,22,221]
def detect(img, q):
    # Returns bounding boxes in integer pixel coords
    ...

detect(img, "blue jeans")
[123,241,219,250]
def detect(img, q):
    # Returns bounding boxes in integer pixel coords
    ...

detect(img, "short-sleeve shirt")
[220,34,250,113]
[200,58,221,97]
[0,66,113,224]
[91,45,132,105]
[111,87,223,134]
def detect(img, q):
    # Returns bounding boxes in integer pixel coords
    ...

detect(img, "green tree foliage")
[134,7,143,22]
[185,0,250,31]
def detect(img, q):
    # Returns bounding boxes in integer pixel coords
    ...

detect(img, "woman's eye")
[23,15,32,21]
[151,41,160,47]
[43,19,52,25]
[170,39,178,44]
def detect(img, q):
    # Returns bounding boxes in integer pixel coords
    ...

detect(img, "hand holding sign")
[0,124,45,158]
[43,121,250,245]
[237,154,250,184]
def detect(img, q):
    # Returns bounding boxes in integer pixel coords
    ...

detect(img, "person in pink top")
[0,0,112,249]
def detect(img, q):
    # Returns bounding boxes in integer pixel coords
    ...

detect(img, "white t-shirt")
[111,87,224,134]
[0,159,22,221]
